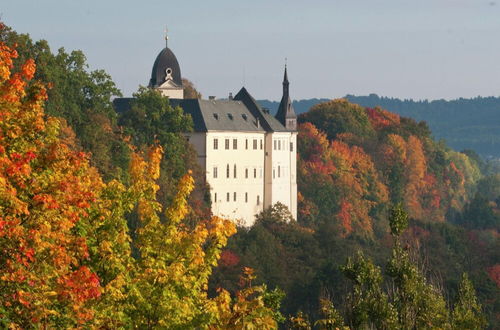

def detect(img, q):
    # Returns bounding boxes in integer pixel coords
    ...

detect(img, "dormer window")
[242,114,248,121]
[227,113,234,120]
[213,113,219,120]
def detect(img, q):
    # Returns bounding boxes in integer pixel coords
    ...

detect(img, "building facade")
[117,41,297,226]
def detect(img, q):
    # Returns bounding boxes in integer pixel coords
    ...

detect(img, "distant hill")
[258,95,500,158]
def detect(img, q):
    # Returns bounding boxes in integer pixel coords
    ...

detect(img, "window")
[245,168,248,178]
[278,140,281,150]
[273,168,275,179]
[233,138,237,149]
[245,139,248,149]
[260,139,263,150]
[225,139,230,150]
[214,138,218,150]
[257,195,260,205]
[259,168,263,178]
[245,192,248,203]
[290,142,293,152]
[278,166,280,178]
[226,164,230,178]
[226,192,230,202]
[233,164,237,178]
[273,140,276,150]
[253,139,257,150]
[254,168,257,178]
[214,193,217,203]
[213,166,218,178]
[233,192,237,201]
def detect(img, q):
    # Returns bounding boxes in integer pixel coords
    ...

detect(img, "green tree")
[452,273,487,329]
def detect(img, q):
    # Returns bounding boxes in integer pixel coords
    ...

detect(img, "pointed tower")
[149,29,184,99]
[275,64,297,130]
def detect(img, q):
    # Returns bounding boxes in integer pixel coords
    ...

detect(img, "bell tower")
[148,29,184,99]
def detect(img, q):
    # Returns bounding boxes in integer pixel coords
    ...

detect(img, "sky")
[2,0,500,101]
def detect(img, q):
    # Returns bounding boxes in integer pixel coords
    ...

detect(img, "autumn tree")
[0,24,129,181]
[0,36,102,327]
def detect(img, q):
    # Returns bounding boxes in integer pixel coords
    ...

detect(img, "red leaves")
[486,264,500,288]
[337,200,353,237]
[58,266,101,303]
[365,107,400,130]
[220,249,240,267]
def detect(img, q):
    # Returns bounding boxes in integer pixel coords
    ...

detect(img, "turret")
[275,64,297,130]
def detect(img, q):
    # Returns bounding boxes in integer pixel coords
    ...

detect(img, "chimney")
[209,96,216,100]
[228,92,233,100]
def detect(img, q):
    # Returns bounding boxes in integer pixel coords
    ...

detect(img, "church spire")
[275,63,297,131]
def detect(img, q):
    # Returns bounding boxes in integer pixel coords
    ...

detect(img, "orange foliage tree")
[0,39,102,326]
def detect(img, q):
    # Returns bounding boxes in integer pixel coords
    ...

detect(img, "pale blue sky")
[2,0,500,100]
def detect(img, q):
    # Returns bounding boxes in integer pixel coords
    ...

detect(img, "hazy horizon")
[3,0,500,101]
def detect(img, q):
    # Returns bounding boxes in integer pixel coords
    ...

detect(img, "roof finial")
[283,57,289,84]
[164,26,169,48]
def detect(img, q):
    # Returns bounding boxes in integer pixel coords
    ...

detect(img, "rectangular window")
[233,192,237,201]
[245,192,248,203]
[233,138,237,149]
[274,140,276,150]
[253,139,257,150]
[259,168,263,178]
[245,139,248,149]
[233,164,237,178]
[214,138,218,150]
[290,142,293,152]
[260,139,263,150]
[278,140,281,150]
[226,192,230,202]
[254,168,257,178]
[213,166,218,178]
[273,168,275,179]
[245,168,248,178]
[225,139,230,150]
[278,166,280,178]
[226,164,230,178]
[214,193,217,203]
[257,195,260,205]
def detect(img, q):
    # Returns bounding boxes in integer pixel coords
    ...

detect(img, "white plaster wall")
[205,131,266,226]
[271,132,295,218]
[158,87,184,99]
[187,130,297,225]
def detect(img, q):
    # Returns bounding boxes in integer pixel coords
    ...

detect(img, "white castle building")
[117,39,297,226]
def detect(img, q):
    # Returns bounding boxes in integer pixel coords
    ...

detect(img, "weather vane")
[164,26,169,48]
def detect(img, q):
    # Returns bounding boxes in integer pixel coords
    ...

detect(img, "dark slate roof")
[234,87,289,132]
[171,98,265,132]
[275,66,297,130]
[113,88,290,133]
[113,97,134,113]
[149,47,182,87]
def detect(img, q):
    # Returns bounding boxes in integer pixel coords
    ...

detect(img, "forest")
[0,23,498,329]
[259,94,500,158]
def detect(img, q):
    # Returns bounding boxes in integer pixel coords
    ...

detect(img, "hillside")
[258,95,500,158]
[214,99,499,327]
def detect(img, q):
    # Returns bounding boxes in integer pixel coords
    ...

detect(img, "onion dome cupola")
[275,64,297,131]
[148,31,184,99]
